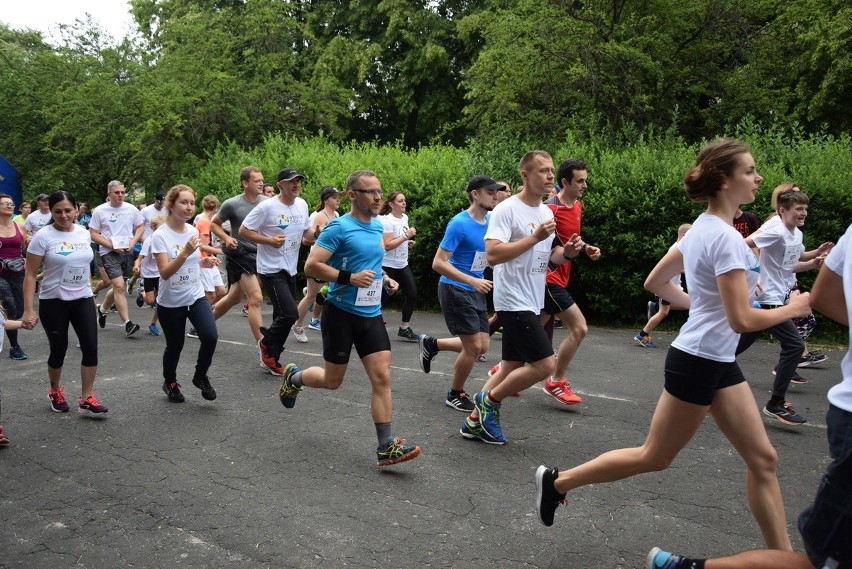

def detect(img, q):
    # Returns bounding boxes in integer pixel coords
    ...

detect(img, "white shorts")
[200,265,224,292]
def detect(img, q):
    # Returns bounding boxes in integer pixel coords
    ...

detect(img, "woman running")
[152,184,219,403]
[22,190,107,416]
[0,194,28,360]
[534,139,811,553]
[379,192,419,340]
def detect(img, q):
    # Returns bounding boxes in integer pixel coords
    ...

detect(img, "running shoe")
[798,352,828,368]
[125,321,140,336]
[78,393,108,416]
[135,292,144,307]
[376,436,421,467]
[162,380,185,403]
[307,318,321,331]
[241,302,249,317]
[186,327,199,339]
[291,325,308,343]
[763,400,807,425]
[9,345,27,360]
[109,305,118,313]
[418,334,439,373]
[476,354,487,362]
[48,386,70,413]
[97,303,108,327]
[646,547,687,569]
[0,425,9,446]
[149,323,160,336]
[445,391,474,412]
[459,417,506,445]
[278,363,303,408]
[192,375,217,401]
[633,332,658,348]
[543,377,583,405]
[259,338,284,376]
[535,465,566,527]
[473,391,505,441]
[397,326,418,342]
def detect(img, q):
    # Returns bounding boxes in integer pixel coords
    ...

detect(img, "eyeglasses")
[0,202,14,207]
[351,189,384,197]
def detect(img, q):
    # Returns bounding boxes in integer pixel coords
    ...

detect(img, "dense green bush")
[187,126,851,341]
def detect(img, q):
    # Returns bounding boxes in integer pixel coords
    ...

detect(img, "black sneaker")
[398,326,418,342]
[418,334,439,373]
[763,400,806,425]
[445,391,474,412]
[162,381,185,403]
[535,465,566,527]
[125,321,140,336]
[192,375,217,401]
[186,327,199,339]
[97,303,107,329]
[798,352,828,368]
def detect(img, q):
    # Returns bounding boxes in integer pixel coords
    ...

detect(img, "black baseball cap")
[277,168,305,182]
[466,175,507,193]
[320,186,340,201]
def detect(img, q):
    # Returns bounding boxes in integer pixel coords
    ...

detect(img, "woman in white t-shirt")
[535,140,812,552]
[379,192,419,341]
[152,185,220,404]
[294,186,341,333]
[22,191,107,417]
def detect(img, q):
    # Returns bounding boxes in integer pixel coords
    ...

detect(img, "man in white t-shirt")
[736,190,834,425]
[89,180,145,336]
[463,151,576,444]
[240,168,314,374]
[24,194,52,237]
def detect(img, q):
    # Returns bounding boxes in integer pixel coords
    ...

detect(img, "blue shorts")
[438,282,488,336]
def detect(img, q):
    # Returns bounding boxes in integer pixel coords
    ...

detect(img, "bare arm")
[210,214,237,250]
[811,265,847,325]
[432,247,492,294]
[644,246,690,309]
[22,251,44,321]
[155,234,200,281]
[717,270,811,334]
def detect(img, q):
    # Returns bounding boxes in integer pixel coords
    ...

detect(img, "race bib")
[61,266,88,286]
[284,235,301,255]
[111,235,131,250]
[469,251,488,272]
[782,244,803,270]
[355,278,382,306]
[531,250,549,273]
[170,266,197,290]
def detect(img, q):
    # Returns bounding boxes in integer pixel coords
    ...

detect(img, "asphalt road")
[0,300,842,568]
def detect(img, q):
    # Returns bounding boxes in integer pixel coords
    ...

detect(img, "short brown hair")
[519,151,552,173]
[683,139,750,202]
[239,166,261,184]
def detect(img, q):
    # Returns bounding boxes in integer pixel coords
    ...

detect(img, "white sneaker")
[292,325,308,343]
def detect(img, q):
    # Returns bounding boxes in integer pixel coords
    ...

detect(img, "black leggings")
[157,298,218,382]
[0,272,24,348]
[39,297,98,368]
[381,265,417,323]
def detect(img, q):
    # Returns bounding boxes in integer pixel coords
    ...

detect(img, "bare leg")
[704,550,811,569]
[81,365,97,399]
[552,304,587,379]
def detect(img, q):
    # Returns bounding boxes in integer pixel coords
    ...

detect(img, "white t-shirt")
[750,215,805,305]
[671,213,761,362]
[138,240,160,279]
[27,225,94,300]
[89,202,143,254]
[486,195,555,313]
[140,204,167,241]
[24,210,52,235]
[825,223,852,413]
[151,224,204,308]
[241,197,310,276]
[380,213,411,269]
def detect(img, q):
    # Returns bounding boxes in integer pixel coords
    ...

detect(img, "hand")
[469,278,493,294]
[585,245,602,260]
[350,269,376,288]
[268,234,286,249]
[224,236,238,250]
[787,290,812,318]
[816,242,834,255]
[383,277,399,295]
[405,227,417,239]
[22,309,38,329]
[200,257,220,269]
[534,219,556,241]
[183,235,200,255]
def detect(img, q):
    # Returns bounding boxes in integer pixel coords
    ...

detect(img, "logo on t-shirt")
[55,241,89,256]
[276,214,290,230]
[525,222,537,236]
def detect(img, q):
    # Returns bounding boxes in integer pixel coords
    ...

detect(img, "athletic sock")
[449,389,464,398]
[486,392,501,405]
[640,330,649,337]
[375,422,392,447]
[467,414,479,423]
[769,395,785,406]
[426,336,439,352]
[290,370,303,388]
[678,559,705,569]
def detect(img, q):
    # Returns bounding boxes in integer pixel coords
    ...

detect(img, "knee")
[326,376,344,390]
[748,445,780,475]
[569,321,588,340]
[247,293,263,306]
[641,450,677,472]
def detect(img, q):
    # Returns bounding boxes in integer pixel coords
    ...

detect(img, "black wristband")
[337,270,351,285]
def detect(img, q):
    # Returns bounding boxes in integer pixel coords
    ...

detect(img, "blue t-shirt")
[438,210,490,292]
[315,213,385,317]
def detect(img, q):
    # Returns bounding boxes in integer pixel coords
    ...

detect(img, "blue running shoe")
[645,547,686,569]
[149,324,160,336]
[279,363,303,408]
[473,391,505,441]
[633,332,658,348]
[307,318,321,331]
[459,417,506,445]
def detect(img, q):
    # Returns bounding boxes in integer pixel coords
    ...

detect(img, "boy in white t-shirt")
[736,190,834,425]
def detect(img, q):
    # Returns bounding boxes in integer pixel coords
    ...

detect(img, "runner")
[22,190,108,417]
[277,170,421,467]
[0,193,29,360]
[24,193,52,237]
[132,216,165,336]
[151,185,220,403]
[535,140,810,556]
[379,192,420,341]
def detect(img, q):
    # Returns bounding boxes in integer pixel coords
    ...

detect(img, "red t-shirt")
[545,196,582,288]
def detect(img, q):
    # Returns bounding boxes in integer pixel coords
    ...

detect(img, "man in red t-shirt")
[540,159,601,405]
